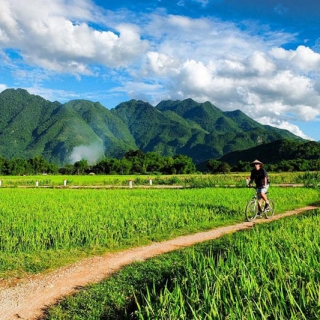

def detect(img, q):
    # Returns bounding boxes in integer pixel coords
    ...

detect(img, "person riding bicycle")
[247,159,270,213]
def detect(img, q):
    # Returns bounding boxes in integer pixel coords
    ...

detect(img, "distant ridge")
[219,139,320,165]
[0,88,303,165]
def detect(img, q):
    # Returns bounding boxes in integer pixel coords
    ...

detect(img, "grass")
[44,209,320,319]
[0,187,318,279]
[0,171,319,187]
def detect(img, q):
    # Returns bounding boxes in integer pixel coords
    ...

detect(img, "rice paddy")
[0,174,319,318]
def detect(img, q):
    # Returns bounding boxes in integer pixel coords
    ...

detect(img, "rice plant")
[0,187,318,276]
[134,210,320,319]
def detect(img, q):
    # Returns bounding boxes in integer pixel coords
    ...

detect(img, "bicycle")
[245,183,275,222]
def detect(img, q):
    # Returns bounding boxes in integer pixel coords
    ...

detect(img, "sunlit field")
[0,171,318,187]
[45,209,320,319]
[1,173,319,319]
[0,186,318,278]
[133,210,320,319]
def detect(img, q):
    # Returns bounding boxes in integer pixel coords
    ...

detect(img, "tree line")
[1,150,320,176]
[0,151,196,175]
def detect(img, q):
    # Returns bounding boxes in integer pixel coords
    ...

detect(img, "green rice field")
[45,209,320,319]
[0,174,319,319]
[0,171,318,187]
[133,210,320,319]
[0,186,319,278]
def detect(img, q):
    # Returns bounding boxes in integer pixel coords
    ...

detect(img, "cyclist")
[247,159,270,213]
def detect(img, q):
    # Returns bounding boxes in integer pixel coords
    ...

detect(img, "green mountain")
[0,89,137,165]
[219,139,320,166]
[111,99,204,157]
[0,88,303,165]
[154,99,302,162]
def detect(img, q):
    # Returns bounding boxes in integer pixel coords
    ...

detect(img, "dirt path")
[0,206,317,320]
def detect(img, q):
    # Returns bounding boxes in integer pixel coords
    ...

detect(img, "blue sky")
[1,0,320,141]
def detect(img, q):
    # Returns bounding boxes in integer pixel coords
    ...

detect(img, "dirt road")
[0,206,317,320]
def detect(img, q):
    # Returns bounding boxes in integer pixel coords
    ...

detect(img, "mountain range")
[0,88,303,165]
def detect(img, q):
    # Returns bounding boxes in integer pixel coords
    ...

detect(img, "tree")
[207,159,221,173]
[218,162,231,174]
[74,159,89,175]
[28,156,54,174]
[233,160,251,172]
[124,150,146,173]
[172,154,196,174]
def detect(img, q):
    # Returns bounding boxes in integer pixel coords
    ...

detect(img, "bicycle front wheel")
[264,199,275,219]
[245,200,259,221]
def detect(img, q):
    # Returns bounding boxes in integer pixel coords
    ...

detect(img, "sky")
[1,0,320,141]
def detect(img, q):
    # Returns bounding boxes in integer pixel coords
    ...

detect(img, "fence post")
[0,180,2,187]
[129,179,133,188]
[64,179,67,187]
[149,178,153,186]
[36,180,39,187]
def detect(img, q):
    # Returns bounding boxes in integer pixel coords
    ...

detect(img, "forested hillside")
[0,88,303,165]
[217,139,320,172]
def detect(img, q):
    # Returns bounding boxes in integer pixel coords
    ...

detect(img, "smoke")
[69,142,104,165]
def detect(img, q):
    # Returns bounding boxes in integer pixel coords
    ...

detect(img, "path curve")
[0,206,317,320]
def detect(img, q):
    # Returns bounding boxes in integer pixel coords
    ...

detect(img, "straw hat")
[251,159,263,165]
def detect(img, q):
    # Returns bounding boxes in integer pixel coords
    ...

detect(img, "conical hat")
[251,159,263,165]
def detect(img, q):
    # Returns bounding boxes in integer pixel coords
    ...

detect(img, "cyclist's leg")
[256,188,264,210]
[260,185,270,211]
[257,186,269,211]
[260,188,268,202]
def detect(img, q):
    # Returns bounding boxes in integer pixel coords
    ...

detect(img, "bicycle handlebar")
[245,178,257,189]
[245,178,252,188]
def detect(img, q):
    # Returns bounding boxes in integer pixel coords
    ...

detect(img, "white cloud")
[270,45,320,71]
[26,86,80,102]
[0,0,148,74]
[247,52,276,76]
[146,52,178,75]
[255,117,313,140]
[0,84,7,92]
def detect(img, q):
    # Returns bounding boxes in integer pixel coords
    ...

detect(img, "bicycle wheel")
[245,200,259,221]
[264,199,275,219]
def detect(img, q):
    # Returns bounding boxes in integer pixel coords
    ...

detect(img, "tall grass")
[0,171,319,187]
[44,210,320,319]
[299,171,320,188]
[0,187,318,276]
[134,210,320,319]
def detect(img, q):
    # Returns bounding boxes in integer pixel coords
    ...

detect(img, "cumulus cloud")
[0,0,148,74]
[255,117,313,140]
[270,45,320,71]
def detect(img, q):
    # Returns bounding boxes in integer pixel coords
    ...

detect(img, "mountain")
[0,88,303,165]
[0,89,137,164]
[153,99,301,162]
[111,99,207,159]
[219,139,320,165]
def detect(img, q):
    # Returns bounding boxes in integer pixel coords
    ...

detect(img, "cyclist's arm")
[248,172,254,187]
[262,169,268,187]
[263,176,268,187]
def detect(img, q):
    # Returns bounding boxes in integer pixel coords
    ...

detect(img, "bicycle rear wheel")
[264,199,275,219]
[245,200,259,221]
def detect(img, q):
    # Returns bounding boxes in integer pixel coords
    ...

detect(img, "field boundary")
[0,205,317,320]
[5,183,306,189]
